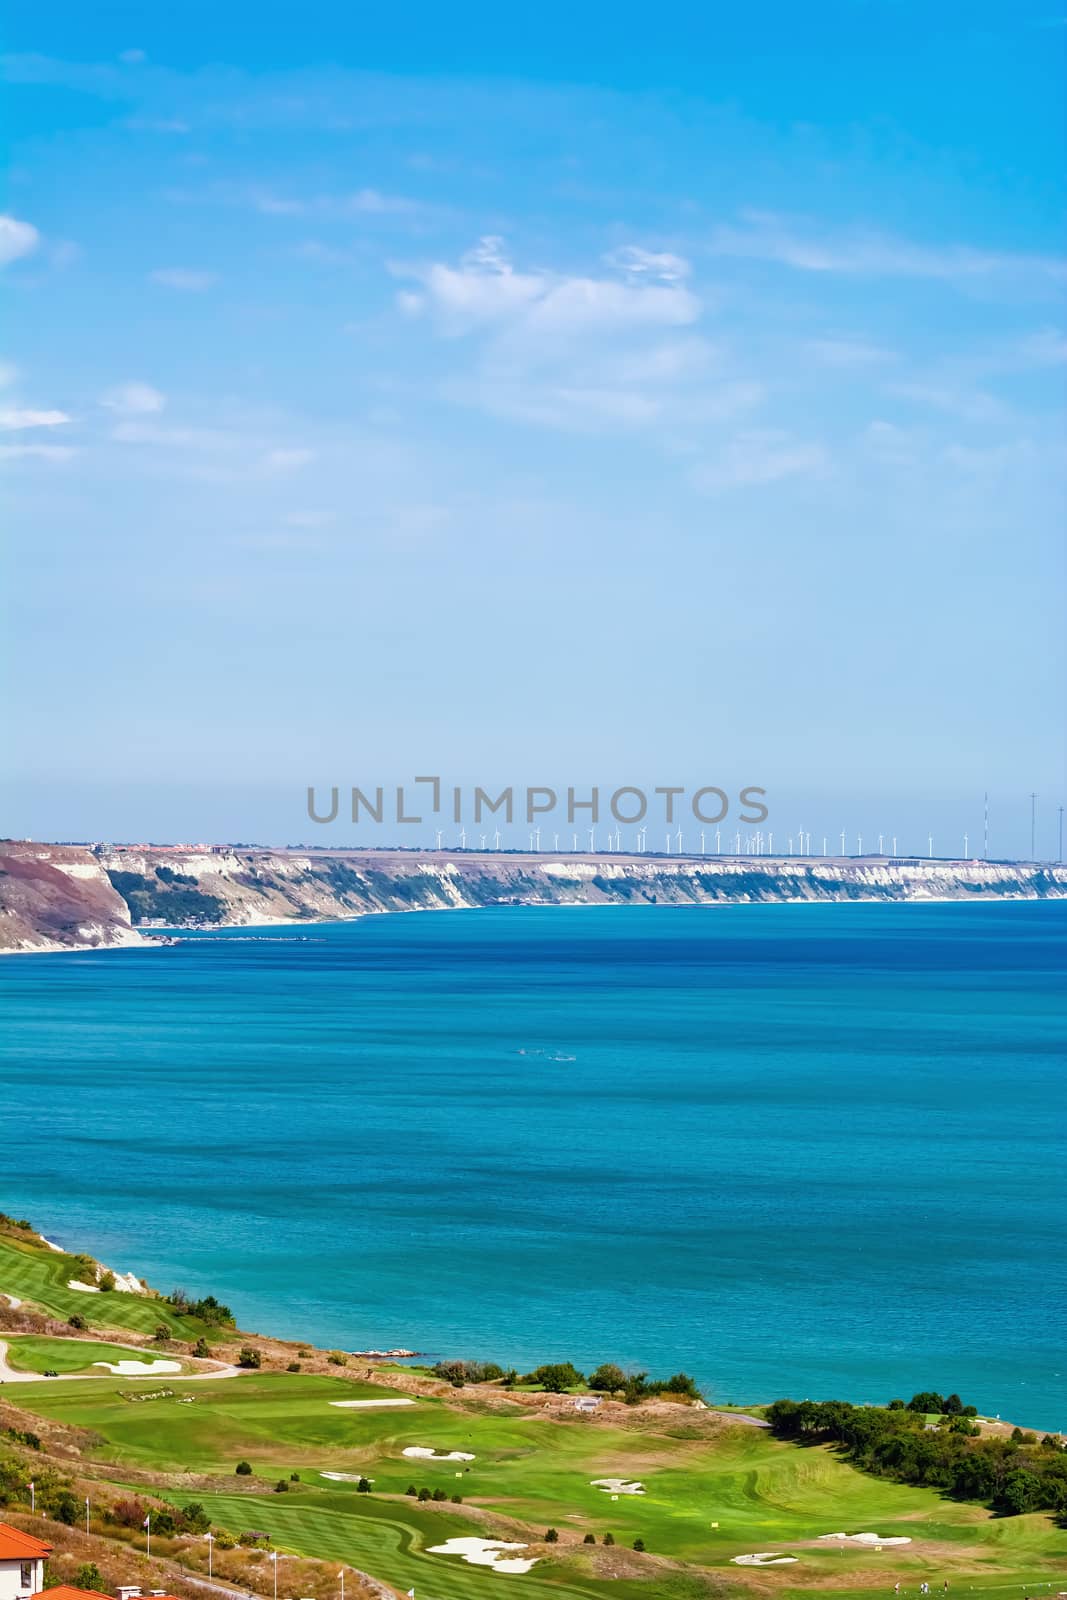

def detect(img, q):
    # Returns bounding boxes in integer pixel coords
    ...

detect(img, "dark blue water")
[1,901,1064,1428]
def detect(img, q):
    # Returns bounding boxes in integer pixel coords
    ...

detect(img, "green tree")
[74,1566,104,1592]
[633,1537,646,1552]
[583,1532,596,1544]
[603,1532,615,1546]
[357,1478,371,1494]
[588,1363,626,1392]
[544,1528,559,1543]
[529,1362,584,1393]
[235,1461,252,1476]
[238,1347,261,1369]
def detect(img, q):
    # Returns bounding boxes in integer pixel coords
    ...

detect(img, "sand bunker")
[819,1533,912,1547]
[68,1280,100,1293]
[591,1478,645,1495]
[733,1554,799,1567]
[403,1446,476,1462]
[92,1359,182,1376]
[320,1472,374,1483]
[428,1537,537,1575]
[329,1398,415,1408]
[0,1294,21,1309]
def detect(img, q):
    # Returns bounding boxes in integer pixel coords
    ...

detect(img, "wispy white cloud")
[0,443,78,461]
[0,407,70,430]
[0,214,39,266]
[261,447,315,471]
[603,245,691,283]
[805,337,895,368]
[690,430,829,492]
[709,210,1066,285]
[253,186,425,219]
[101,381,166,415]
[149,267,216,291]
[393,236,700,338]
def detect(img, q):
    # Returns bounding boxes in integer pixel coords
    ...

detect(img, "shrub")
[274,1480,289,1494]
[405,1484,417,1497]
[357,1478,371,1494]
[633,1537,646,1552]
[238,1347,261,1369]
[417,1488,431,1502]
[544,1528,559,1543]
[235,1461,252,1476]
[74,1566,104,1592]
[98,1271,116,1292]
[327,1352,347,1366]
[603,1532,615,1546]
[53,1492,79,1525]
[528,1362,584,1393]
[583,1532,596,1543]
[67,1314,87,1331]
[192,1337,212,1359]
[289,1472,299,1481]
[450,1493,462,1504]
[181,1503,211,1533]
[153,1325,171,1343]
[287,1362,300,1372]
[589,1363,626,1392]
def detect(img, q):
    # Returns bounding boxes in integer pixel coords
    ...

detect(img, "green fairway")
[0,1231,203,1336]
[7,1366,1066,1599]
[2,1334,192,1375]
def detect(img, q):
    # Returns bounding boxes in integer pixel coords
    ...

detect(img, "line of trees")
[430,1356,702,1401]
[766,1397,1067,1516]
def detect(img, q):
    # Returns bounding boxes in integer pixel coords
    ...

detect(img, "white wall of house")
[0,1555,45,1600]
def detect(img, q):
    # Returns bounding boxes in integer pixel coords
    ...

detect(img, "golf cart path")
[0,1337,249,1384]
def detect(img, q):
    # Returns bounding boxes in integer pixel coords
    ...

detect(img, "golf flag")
[143,1515,150,1527]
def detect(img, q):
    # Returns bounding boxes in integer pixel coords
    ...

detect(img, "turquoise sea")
[1,900,1064,1429]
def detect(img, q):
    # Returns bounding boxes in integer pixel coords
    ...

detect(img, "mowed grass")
[0,1232,200,1336]
[3,1335,191,1375]
[10,1367,1067,1599]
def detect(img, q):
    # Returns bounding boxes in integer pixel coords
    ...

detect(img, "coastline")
[7,879,1067,957]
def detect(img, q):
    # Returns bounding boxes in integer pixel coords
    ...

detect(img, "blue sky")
[3,2,1065,855]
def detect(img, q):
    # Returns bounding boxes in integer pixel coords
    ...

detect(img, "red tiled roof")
[0,1524,52,1559]
[33,1589,105,1600]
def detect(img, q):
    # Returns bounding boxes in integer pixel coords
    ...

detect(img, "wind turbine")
[494,828,501,850]
[588,826,596,853]
[553,832,560,851]
[480,833,487,850]
[928,832,934,857]
[534,826,541,851]
[734,830,741,853]
[700,831,706,855]
[840,829,846,856]
[435,828,443,850]
[822,836,827,856]
[878,833,884,855]
[963,832,969,858]
[857,834,862,854]
[665,832,671,854]
[676,827,683,854]
[892,836,897,854]
[459,827,467,849]
[715,829,721,853]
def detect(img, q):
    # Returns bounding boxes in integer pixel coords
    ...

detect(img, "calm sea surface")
[1,901,1064,1428]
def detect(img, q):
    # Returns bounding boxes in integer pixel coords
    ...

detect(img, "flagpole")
[85,1497,90,1535]
[146,1513,151,1558]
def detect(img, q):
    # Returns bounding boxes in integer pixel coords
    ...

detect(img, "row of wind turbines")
[431,827,971,859]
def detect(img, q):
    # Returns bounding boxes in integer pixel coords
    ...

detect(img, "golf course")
[1,1225,1064,1600]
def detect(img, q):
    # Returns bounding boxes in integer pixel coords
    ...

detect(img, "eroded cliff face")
[2,841,1065,952]
[0,844,145,953]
